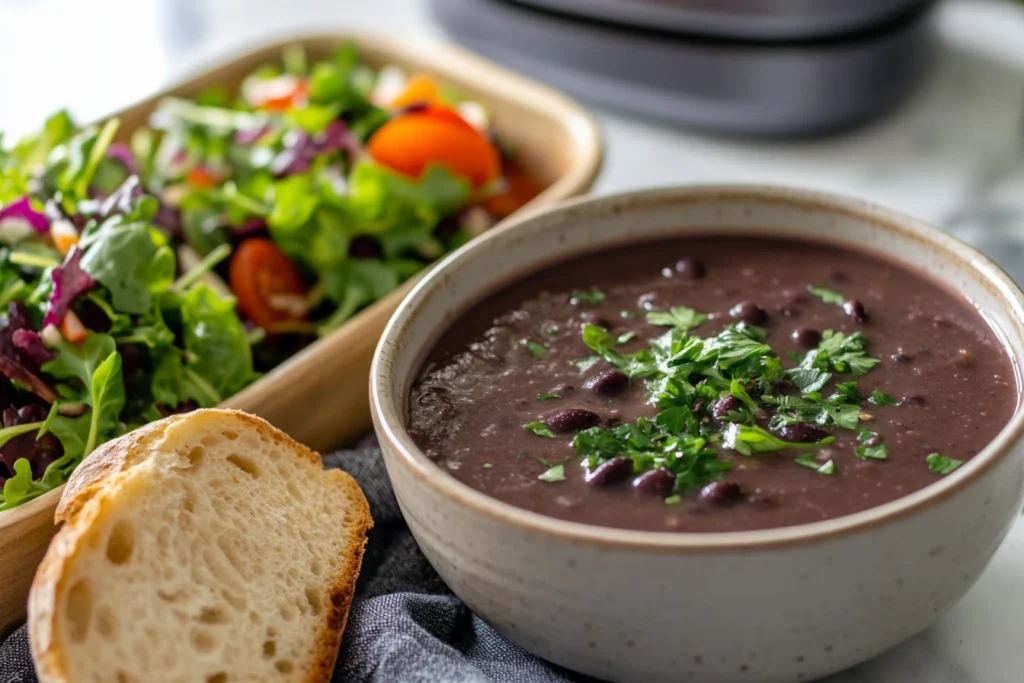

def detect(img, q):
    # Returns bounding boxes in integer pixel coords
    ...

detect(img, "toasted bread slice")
[28,409,372,683]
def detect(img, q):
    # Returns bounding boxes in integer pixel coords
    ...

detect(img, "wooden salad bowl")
[0,32,602,633]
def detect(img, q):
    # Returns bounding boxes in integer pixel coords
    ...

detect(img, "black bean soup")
[407,236,1017,532]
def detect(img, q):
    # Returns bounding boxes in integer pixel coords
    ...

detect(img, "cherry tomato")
[186,166,221,189]
[368,106,500,189]
[228,238,308,329]
[483,165,544,218]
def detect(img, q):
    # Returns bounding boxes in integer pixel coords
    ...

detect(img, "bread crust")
[29,409,373,683]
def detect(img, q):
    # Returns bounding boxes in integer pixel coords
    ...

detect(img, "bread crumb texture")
[29,410,371,683]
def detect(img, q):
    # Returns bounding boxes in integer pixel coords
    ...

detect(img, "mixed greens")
[0,43,538,509]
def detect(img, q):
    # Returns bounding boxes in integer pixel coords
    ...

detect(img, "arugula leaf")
[83,352,125,455]
[646,306,708,332]
[0,458,48,510]
[525,421,556,438]
[179,285,254,405]
[79,219,175,314]
[42,333,117,398]
[808,285,845,305]
[868,390,900,406]
[538,464,566,482]
[927,453,963,475]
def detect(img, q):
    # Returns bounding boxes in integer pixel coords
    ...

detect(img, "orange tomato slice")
[186,166,221,189]
[60,309,88,344]
[260,78,308,113]
[367,106,500,189]
[228,238,308,329]
[390,75,441,109]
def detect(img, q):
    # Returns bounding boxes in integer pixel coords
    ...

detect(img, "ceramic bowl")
[370,186,1024,683]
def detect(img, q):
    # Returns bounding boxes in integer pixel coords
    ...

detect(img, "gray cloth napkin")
[0,444,595,682]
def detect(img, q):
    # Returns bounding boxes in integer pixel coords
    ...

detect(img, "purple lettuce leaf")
[105,143,139,175]
[0,196,49,234]
[43,247,96,328]
[0,404,62,479]
[0,302,60,404]
[270,120,361,176]
[12,329,56,365]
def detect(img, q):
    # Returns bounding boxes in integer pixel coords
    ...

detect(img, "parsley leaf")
[524,421,556,438]
[785,366,831,393]
[581,323,657,378]
[801,330,880,376]
[572,356,601,373]
[808,285,845,305]
[537,393,562,401]
[570,289,605,305]
[616,331,636,345]
[868,390,899,406]
[927,453,963,475]
[796,453,836,475]
[856,442,888,460]
[523,340,548,358]
[538,464,566,482]
[646,306,708,332]
[723,423,832,456]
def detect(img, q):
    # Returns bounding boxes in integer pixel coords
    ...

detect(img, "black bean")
[633,469,676,497]
[843,299,869,323]
[698,481,743,505]
[902,394,927,407]
[585,457,633,485]
[674,257,706,279]
[580,312,612,329]
[777,423,830,443]
[791,328,822,348]
[544,408,601,434]
[711,395,741,420]
[585,370,629,396]
[729,302,768,326]
[826,268,849,283]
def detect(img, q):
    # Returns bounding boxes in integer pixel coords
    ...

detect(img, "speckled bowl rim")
[371,185,1024,551]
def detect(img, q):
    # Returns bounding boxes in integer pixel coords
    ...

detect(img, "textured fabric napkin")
[0,443,596,683]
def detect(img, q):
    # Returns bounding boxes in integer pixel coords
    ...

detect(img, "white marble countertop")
[2,0,1024,680]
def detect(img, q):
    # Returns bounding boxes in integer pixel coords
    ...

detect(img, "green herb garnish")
[572,356,601,373]
[570,289,606,305]
[538,464,566,482]
[525,421,557,438]
[616,331,636,345]
[523,340,549,358]
[646,306,708,332]
[483,463,493,469]
[927,453,963,475]
[808,285,845,305]
[537,393,562,401]
[795,454,837,475]
[799,330,880,376]
[868,390,900,406]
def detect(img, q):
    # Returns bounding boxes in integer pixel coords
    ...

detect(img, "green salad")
[0,42,540,509]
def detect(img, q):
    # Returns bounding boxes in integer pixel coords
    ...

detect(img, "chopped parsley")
[796,453,836,475]
[808,285,845,305]
[868,390,899,406]
[515,296,897,502]
[538,464,566,482]
[926,453,963,475]
[799,330,880,376]
[524,421,556,438]
[483,463,493,469]
[572,356,601,373]
[523,340,549,358]
[570,289,605,305]
[646,306,708,332]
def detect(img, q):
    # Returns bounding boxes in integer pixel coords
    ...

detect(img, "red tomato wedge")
[259,78,308,113]
[60,309,88,344]
[368,106,500,190]
[186,166,221,189]
[228,238,308,329]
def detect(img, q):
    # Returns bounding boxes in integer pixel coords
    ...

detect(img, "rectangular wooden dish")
[0,32,602,634]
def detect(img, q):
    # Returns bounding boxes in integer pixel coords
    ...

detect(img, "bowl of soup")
[370,186,1024,683]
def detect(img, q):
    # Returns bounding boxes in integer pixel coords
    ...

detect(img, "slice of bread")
[28,409,372,683]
